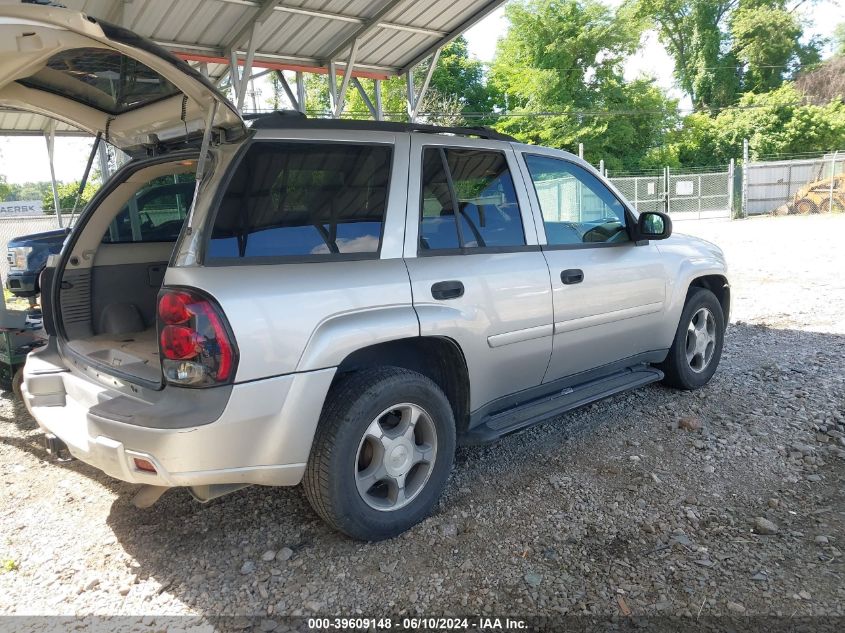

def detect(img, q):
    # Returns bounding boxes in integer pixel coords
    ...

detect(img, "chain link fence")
[608,166,734,220]
[745,151,845,216]
[607,172,666,214]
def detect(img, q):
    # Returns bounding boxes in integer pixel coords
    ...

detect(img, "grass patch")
[2,559,19,573]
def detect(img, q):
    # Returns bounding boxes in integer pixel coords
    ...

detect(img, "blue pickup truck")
[5,181,194,299]
[6,229,67,298]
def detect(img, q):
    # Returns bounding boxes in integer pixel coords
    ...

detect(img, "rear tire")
[303,367,456,541]
[659,288,725,390]
[11,367,23,400]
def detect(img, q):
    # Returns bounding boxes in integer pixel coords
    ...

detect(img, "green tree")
[0,175,11,202]
[665,84,845,164]
[713,84,845,158]
[492,0,639,111]
[428,36,498,117]
[42,181,99,214]
[489,0,678,170]
[631,0,739,110]
[632,0,821,110]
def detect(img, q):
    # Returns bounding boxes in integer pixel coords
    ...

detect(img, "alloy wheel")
[685,307,717,373]
[355,403,437,511]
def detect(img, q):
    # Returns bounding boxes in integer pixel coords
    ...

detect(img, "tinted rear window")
[18,48,182,115]
[207,142,392,261]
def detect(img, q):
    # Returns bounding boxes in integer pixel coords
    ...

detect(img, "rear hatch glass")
[18,48,182,115]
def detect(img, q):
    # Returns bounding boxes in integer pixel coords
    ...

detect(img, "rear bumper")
[22,344,336,488]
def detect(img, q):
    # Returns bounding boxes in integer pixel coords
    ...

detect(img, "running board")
[461,365,663,445]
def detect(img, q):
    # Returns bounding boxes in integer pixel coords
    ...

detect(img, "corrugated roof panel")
[364,29,433,69]
[172,3,231,46]
[0,110,86,135]
[413,0,471,31]
[257,10,354,59]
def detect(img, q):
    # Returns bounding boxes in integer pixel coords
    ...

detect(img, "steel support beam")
[406,49,441,122]
[228,48,241,100]
[236,22,259,111]
[328,60,338,117]
[333,39,360,118]
[406,69,415,119]
[296,71,306,114]
[276,71,299,110]
[326,0,406,61]
[352,78,377,119]
[44,122,62,228]
[97,140,110,182]
[374,79,384,121]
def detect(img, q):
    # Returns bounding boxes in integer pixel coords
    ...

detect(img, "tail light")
[157,288,238,387]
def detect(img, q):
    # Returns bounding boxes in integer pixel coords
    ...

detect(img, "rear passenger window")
[420,148,525,251]
[208,142,391,260]
[102,173,195,243]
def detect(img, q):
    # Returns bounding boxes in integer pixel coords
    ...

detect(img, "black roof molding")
[247,111,516,142]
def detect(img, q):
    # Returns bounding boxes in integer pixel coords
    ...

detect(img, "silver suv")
[8,5,729,540]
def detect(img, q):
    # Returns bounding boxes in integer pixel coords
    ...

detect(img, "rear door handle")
[560,269,584,285]
[431,280,464,300]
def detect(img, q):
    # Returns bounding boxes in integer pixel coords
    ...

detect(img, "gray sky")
[1,0,842,186]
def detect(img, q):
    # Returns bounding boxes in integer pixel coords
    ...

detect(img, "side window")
[420,148,525,251]
[208,142,391,260]
[524,155,630,246]
[102,173,195,244]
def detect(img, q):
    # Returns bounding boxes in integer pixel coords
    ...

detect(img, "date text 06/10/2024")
[307,617,528,630]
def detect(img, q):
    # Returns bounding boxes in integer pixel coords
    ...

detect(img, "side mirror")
[636,211,672,240]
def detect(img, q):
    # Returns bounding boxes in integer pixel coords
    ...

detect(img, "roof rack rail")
[247,111,516,142]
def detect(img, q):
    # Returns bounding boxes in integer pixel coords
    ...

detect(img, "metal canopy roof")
[60,0,506,80]
[0,0,506,136]
[0,109,89,136]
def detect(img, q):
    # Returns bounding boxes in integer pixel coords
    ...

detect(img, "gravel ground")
[1,214,844,621]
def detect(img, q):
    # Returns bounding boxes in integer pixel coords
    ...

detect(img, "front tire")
[303,367,456,541]
[794,198,817,215]
[659,288,725,390]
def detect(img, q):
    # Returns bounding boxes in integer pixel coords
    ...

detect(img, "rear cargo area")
[55,159,196,386]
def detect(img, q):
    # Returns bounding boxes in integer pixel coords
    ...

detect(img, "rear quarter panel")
[164,260,418,381]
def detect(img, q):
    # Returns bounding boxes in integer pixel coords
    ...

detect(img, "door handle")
[560,269,584,285]
[431,280,464,300]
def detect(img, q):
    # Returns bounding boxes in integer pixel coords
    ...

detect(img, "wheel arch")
[333,336,471,434]
[687,274,730,329]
